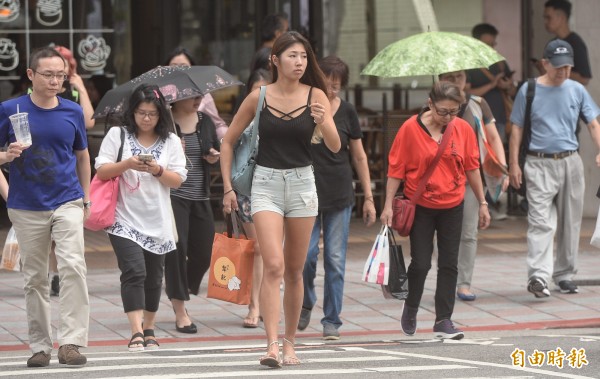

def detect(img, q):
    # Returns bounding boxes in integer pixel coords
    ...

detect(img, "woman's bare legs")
[244,222,263,327]
[281,217,314,361]
[254,211,285,358]
[171,299,192,327]
[254,211,315,362]
[142,310,157,331]
[126,310,144,349]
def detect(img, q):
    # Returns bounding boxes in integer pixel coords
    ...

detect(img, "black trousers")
[165,196,215,299]
[109,234,165,313]
[406,202,463,322]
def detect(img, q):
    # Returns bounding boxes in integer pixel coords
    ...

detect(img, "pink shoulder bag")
[85,128,139,231]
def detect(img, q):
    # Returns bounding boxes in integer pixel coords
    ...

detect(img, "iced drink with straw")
[9,112,32,147]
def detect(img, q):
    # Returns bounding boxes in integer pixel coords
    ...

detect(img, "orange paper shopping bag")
[207,212,254,305]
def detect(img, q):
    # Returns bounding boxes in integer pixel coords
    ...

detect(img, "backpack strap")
[522,78,536,151]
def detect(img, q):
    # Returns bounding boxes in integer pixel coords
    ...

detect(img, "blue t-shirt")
[0,95,88,211]
[510,79,600,153]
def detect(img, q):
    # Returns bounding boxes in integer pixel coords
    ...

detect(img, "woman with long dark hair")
[221,31,340,367]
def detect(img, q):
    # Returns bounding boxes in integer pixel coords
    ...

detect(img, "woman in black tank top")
[220,31,340,368]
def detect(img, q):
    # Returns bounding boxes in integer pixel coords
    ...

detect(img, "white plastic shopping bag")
[0,227,20,271]
[362,226,390,285]
[591,204,600,248]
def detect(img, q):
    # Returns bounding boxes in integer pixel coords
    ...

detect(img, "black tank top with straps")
[256,87,315,169]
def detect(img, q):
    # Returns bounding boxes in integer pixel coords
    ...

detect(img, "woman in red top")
[380,81,491,340]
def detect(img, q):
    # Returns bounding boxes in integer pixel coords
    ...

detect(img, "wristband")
[153,165,164,177]
[480,201,488,206]
[224,189,234,195]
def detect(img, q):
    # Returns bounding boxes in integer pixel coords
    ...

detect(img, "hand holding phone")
[138,154,153,162]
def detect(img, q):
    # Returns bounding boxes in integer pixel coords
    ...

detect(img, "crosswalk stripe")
[0,356,402,376]
[94,365,474,378]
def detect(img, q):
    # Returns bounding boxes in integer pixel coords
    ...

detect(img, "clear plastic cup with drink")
[9,112,32,146]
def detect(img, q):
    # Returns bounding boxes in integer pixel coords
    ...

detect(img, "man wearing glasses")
[0,47,90,368]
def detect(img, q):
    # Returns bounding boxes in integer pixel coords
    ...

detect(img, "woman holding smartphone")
[95,84,187,351]
[164,95,220,334]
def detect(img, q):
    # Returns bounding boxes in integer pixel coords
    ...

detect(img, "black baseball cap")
[543,39,574,68]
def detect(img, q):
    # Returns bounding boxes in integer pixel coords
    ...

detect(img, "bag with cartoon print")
[207,211,255,305]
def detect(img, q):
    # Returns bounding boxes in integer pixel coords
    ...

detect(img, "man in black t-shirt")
[466,23,516,145]
[540,0,591,85]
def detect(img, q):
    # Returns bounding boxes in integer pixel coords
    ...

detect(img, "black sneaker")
[297,308,311,331]
[558,280,579,294]
[527,277,550,298]
[50,275,59,297]
[433,319,464,340]
[401,303,418,336]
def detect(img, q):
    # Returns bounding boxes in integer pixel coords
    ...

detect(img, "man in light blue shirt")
[509,39,600,298]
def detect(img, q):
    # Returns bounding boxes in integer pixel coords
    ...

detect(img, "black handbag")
[381,228,408,301]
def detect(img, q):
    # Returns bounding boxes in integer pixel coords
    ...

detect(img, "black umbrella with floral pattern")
[93,65,243,119]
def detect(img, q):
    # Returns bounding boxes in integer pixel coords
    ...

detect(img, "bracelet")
[364,196,374,203]
[480,201,489,206]
[152,165,164,177]
[224,189,234,195]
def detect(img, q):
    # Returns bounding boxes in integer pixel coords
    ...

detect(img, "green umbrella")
[361,31,505,78]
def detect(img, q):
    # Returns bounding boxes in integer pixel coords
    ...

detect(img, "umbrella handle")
[166,107,177,135]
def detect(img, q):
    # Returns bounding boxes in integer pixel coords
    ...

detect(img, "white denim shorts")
[251,165,318,218]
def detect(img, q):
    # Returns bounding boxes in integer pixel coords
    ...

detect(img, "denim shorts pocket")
[253,171,272,186]
[299,191,318,213]
[297,169,315,184]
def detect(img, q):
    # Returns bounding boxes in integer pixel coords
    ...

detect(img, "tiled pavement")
[0,215,599,351]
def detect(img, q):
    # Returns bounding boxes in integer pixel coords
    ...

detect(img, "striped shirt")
[171,132,208,200]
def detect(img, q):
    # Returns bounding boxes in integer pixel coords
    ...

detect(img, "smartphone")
[138,154,153,162]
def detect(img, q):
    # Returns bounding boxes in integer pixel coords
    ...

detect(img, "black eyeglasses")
[34,71,68,81]
[134,110,159,119]
[431,103,460,117]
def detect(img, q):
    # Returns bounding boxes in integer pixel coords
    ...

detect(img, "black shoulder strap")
[522,78,536,149]
[116,127,125,162]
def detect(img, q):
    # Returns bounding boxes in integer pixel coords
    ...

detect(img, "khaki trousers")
[9,199,89,354]
[524,153,584,285]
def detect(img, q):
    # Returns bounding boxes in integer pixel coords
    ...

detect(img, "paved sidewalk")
[0,215,599,351]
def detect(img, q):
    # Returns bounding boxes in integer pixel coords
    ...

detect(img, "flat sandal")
[282,337,301,366]
[128,332,145,352]
[259,340,281,368]
[143,329,160,350]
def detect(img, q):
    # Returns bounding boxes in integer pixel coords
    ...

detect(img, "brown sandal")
[259,340,281,368]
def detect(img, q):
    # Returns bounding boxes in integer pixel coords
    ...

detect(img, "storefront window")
[0,0,128,101]
[178,1,256,82]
